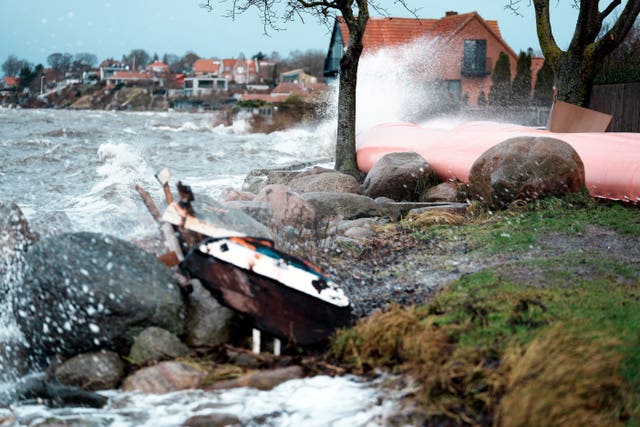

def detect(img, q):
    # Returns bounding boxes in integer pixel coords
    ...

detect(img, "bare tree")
[507,0,640,107]
[2,55,31,77]
[200,0,416,178]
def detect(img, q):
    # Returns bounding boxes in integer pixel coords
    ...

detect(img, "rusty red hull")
[181,250,353,345]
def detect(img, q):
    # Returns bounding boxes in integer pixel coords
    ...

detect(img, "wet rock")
[361,152,437,201]
[13,232,186,368]
[288,171,361,194]
[254,184,317,229]
[302,192,381,221]
[330,217,380,235]
[0,403,16,426]
[6,375,108,408]
[128,326,190,366]
[122,361,206,393]
[183,413,242,427]
[242,159,333,193]
[343,226,378,240]
[0,201,39,289]
[185,279,237,347]
[422,181,462,202]
[469,136,585,208]
[206,366,304,391]
[53,350,125,391]
[220,188,255,202]
[374,200,463,220]
[26,211,74,239]
[224,200,272,226]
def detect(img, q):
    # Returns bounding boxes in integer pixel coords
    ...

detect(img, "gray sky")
[0,0,583,66]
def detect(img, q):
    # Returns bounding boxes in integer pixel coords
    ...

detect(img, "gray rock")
[302,192,381,221]
[1,201,38,290]
[288,171,360,194]
[54,350,125,391]
[469,136,585,208]
[206,366,304,391]
[343,226,378,240]
[184,413,242,427]
[122,361,206,393]
[361,152,437,201]
[422,181,462,202]
[224,200,272,227]
[128,327,190,366]
[185,280,236,347]
[13,232,186,368]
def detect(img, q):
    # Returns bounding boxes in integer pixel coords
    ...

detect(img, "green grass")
[404,194,640,255]
[333,195,640,426]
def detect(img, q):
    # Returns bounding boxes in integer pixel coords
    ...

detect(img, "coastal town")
[2,4,640,426]
[1,12,561,128]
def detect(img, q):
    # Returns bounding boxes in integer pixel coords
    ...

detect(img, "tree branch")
[532,0,562,65]
[594,0,640,60]
[599,0,622,23]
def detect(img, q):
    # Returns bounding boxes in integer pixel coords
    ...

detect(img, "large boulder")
[122,361,206,393]
[53,350,125,391]
[13,232,186,368]
[287,170,361,194]
[128,326,190,366]
[184,279,237,348]
[361,152,437,201]
[254,184,317,229]
[469,136,585,208]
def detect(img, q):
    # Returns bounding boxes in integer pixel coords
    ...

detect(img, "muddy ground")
[323,220,640,318]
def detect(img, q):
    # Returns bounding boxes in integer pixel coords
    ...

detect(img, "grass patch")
[400,194,640,255]
[332,269,640,426]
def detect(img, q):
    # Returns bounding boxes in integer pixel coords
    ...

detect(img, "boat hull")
[181,250,353,345]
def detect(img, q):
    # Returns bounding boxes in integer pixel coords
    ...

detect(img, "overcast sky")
[0,0,584,66]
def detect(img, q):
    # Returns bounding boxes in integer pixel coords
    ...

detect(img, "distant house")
[324,11,519,105]
[232,59,258,84]
[105,71,153,86]
[239,81,327,102]
[280,69,318,85]
[3,76,19,89]
[222,59,237,81]
[183,75,228,96]
[256,60,278,84]
[99,60,128,81]
[147,60,170,74]
[193,59,223,76]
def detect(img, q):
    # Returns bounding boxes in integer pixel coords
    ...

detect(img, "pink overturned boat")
[356,120,640,203]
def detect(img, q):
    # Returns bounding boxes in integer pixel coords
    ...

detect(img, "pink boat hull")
[356,121,640,203]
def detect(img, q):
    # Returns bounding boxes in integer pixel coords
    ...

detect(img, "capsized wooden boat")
[153,182,353,346]
[356,121,640,203]
[180,236,352,345]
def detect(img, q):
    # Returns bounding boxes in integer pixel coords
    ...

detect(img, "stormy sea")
[0,107,408,426]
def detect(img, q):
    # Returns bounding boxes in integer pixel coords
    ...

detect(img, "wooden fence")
[591,82,640,132]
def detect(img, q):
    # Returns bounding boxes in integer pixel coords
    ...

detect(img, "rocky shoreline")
[2,139,639,425]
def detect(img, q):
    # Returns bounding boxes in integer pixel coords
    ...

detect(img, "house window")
[323,24,344,78]
[462,39,487,77]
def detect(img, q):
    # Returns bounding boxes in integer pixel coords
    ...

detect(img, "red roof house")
[193,59,223,76]
[324,11,520,105]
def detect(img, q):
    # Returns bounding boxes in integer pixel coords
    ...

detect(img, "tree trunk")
[334,41,363,178]
[555,51,596,107]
